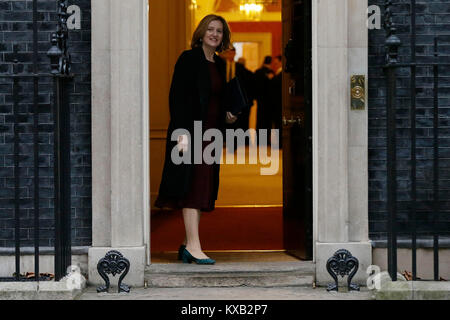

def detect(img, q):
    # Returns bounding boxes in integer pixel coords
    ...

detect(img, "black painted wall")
[368,0,450,240]
[0,0,91,247]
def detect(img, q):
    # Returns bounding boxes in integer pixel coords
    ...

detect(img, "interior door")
[282,0,313,260]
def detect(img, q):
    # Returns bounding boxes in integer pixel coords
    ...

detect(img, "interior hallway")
[151,144,284,253]
[217,143,282,206]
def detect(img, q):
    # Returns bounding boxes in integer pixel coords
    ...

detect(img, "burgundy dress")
[155,61,223,212]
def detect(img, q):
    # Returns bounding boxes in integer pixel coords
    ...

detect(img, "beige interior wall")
[149,0,192,210]
[241,42,259,72]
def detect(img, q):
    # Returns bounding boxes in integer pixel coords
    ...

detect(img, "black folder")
[226,76,250,115]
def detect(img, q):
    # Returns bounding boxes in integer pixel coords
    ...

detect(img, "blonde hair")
[191,15,231,53]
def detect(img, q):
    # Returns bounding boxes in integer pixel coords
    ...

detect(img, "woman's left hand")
[226,112,238,124]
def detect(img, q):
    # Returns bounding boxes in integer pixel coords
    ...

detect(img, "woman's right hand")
[177,134,189,153]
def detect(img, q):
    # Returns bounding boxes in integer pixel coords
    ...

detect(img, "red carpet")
[151,207,284,251]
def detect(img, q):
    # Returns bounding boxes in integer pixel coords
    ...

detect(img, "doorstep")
[145,261,315,288]
[79,285,375,300]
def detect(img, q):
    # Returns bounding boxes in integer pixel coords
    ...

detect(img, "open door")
[282,0,313,260]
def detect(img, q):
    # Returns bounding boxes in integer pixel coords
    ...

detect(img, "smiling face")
[202,20,224,50]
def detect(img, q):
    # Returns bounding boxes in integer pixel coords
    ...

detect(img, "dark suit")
[270,71,283,148]
[157,46,228,200]
[226,61,255,134]
[254,66,274,142]
[271,71,282,131]
[236,63,255,134]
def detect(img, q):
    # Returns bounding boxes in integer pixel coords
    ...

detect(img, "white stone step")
[145,262,315,288]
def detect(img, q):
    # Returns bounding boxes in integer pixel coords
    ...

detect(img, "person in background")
[254,56,275,146]
[237,57,246,67]
[220,46,255,138]
[270,55,283,148]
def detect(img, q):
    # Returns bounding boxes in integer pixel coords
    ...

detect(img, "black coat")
[231,62,255,132]
[156,46,228,200]
[270,72,282,129]
[235,62,256,103]
[254,66,273,101]
[254,66,274,130]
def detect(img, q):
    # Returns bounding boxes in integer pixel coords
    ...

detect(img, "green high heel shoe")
[181,248,215,265]
[177,245,186,260]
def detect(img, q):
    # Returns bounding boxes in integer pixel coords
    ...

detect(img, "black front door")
[282,0,313,260]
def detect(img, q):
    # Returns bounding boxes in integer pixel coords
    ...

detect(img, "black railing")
[0,0,73,282]
[384,0,449,281]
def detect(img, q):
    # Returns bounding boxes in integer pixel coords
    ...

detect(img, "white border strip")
[311,0,318,263]
[142,0,151,265]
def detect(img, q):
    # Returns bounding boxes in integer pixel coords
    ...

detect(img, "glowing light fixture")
[239,0,277,21]
[189,0,198,10]
[239,0,263,20]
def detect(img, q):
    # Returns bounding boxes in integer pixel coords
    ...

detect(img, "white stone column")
[348,0,370,244]
[91,0,111,249]
[313,0,372,286]
[88,0,148,287]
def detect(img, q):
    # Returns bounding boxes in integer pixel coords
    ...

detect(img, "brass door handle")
[283,116,302,126]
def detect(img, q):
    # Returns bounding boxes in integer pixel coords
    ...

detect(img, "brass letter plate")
[351,75,365,110]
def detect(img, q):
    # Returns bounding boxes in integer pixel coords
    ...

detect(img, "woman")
[154,15,237,265]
